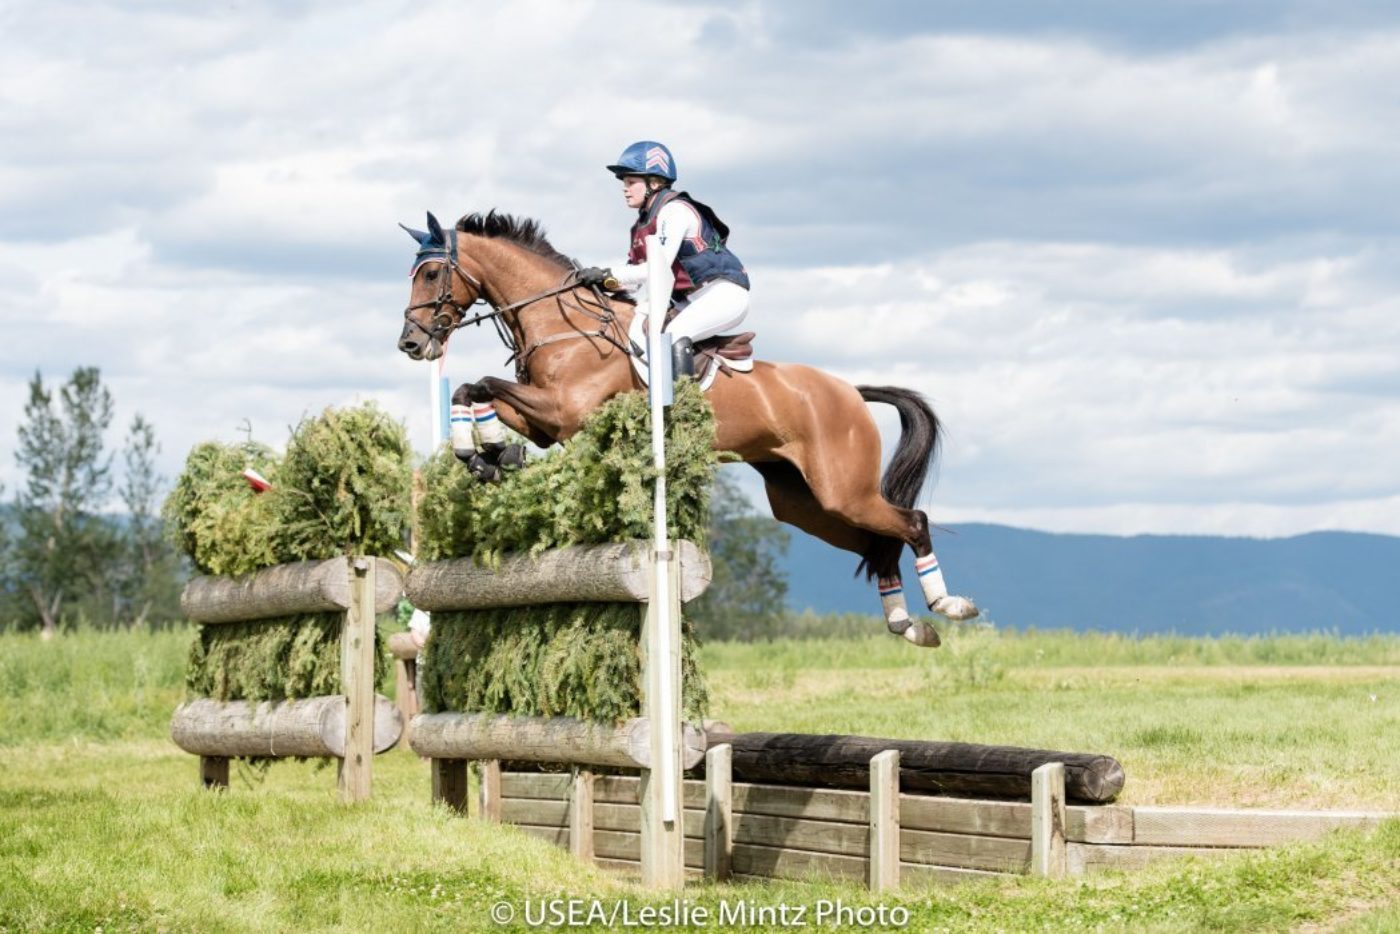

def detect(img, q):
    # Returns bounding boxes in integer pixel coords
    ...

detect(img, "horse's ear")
[400,222,429,244]
[426,212,445,245]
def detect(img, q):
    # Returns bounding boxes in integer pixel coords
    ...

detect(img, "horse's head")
[397,211,485,361]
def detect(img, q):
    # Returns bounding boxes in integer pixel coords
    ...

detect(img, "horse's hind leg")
[814,481,978,627]
[754,461,946,647]
[781,404,978,629]
[754,461,873,555]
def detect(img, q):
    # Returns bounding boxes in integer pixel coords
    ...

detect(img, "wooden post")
[1031,761,1068,878]
[339,556,376,803]
[869,749,900,893]
[200,756,229,790]
[394,658,416,751]
[570,768,595,862]
[478,759,502,821]
[640,558,685,890]
[704,743,733,882]
[431,759,469,814]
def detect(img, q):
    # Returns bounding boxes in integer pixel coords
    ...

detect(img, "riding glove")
[576,267,616,288]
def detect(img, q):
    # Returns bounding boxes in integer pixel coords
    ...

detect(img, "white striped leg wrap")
[914,552,949,607]
[450,404,475,456]
[878,577,910,634]
[473,402,506,445]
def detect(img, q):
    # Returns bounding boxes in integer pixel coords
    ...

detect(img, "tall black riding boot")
[671,337,696,379]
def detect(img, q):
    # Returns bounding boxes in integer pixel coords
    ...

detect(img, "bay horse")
[396,211,977,646]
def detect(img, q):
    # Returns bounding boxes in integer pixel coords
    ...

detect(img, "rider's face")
[621,175,649,209]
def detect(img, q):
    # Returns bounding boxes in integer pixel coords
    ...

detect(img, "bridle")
[402,228,633,382]
[401,227,501,347]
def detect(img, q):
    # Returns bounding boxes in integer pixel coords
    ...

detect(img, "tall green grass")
[0,628,189,746]
[2,627,1397,930]
[700,625,1400,671]
[0,744,1395,932]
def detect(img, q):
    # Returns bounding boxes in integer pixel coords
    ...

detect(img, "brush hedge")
[418,382,717,721]
[166,403,412,703]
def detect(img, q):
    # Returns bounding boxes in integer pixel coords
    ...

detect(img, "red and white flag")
[241,468,272,493]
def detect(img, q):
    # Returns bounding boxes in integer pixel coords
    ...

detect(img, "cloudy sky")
[2,0,1398,538]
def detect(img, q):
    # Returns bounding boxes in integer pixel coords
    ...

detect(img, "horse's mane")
[455,210,576,270]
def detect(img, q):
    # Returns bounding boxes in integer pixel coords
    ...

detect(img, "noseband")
[402,227,493,346]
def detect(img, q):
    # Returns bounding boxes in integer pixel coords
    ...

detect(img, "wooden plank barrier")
[171,556,404,802]
[490,769,1393,889]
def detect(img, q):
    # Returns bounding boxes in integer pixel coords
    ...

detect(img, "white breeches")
[637,279,750,343]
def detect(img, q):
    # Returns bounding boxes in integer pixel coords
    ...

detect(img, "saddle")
[691,332,756,383]
[628,313,755,390]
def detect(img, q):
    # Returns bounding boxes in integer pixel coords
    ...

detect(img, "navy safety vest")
[627,190,750,299]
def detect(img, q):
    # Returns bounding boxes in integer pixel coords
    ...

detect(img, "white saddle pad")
[627,314,753,392]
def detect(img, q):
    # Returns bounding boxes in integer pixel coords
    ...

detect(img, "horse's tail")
[855,385,942,580]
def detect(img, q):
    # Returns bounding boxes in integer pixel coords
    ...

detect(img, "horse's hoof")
[483,442,527,470]
[465,454,501,483]
[903,622,942,648]
[932,595,979,621]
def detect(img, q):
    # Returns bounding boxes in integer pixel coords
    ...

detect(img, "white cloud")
[0,0,1397,540]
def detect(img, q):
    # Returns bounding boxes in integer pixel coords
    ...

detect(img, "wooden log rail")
[404,541,710,611]
[705,730,1125,804]
[182,558,403,623]
[411,712,706,770]
[171,695,403,758]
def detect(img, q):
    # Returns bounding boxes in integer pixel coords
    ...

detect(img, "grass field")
[1,625,1397,931]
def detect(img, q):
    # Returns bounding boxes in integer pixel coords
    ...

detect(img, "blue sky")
[1,0,1398,537]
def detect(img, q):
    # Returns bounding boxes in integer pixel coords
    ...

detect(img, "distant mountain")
[780,523,1400,635]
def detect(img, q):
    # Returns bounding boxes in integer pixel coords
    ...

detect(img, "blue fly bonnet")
[401,211,457,276]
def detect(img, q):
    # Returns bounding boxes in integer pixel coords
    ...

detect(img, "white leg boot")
[450,404,475,462]
[880,576,940,648]
[473,402,506,446]
[916,551,979,622]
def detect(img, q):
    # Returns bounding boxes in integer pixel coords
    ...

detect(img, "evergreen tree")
[689,471,790,641]
[0,482,13,627]
[10,368,116,637]
[119,414,182,626]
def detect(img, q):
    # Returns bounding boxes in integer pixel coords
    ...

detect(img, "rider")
[576,141,750,374]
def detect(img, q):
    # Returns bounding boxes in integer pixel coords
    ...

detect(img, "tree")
[10,368,116,637]
[0,481,13,627]
[689,470,790,641]
[117,414,182,626]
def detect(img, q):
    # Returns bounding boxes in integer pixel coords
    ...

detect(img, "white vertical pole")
[644,233,678,826]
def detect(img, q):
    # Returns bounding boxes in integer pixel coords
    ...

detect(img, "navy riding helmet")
[606,141,677,182]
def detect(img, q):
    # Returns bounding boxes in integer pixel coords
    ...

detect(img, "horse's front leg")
[452,381,553,448]
[471,375,592,441]
[446,381,535,482]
